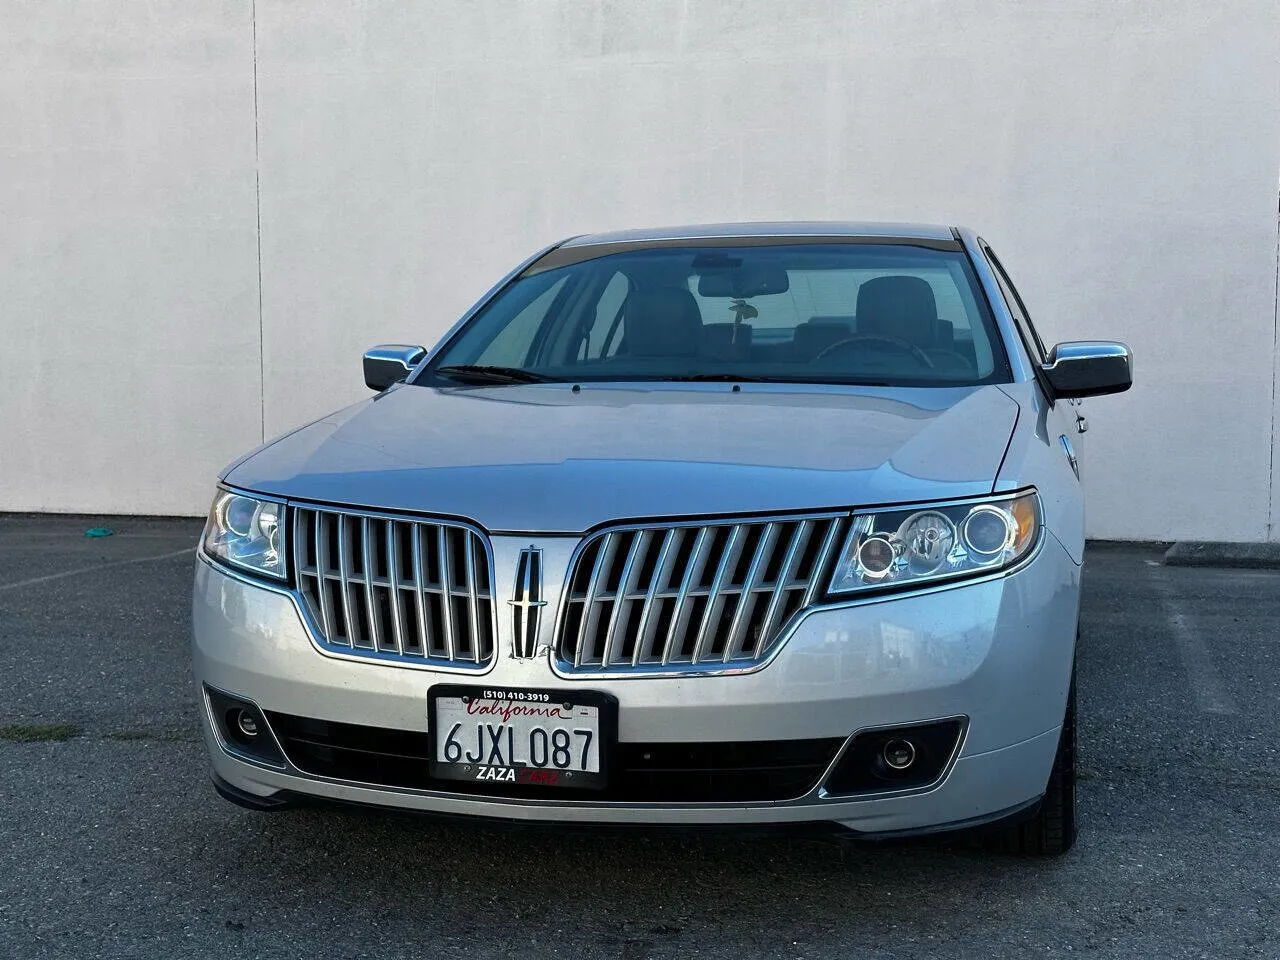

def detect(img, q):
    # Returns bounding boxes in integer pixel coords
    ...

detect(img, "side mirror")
[1040,341,1132,399]
[363,344,427,391]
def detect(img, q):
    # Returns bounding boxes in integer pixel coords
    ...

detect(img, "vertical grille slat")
[361,517,381,652]
[559,514,844,674]
[314,512,335,641]
[577,532,621,667]
[336,513,358,647]
[464,532,482,664]
[385,520,406,655]
[601,530,650,668]
[436,526,458,661]
[689,524,747,665]
[755,520,816,658]
[410,523,431,655]
[661,527,714,666]
[802,519,845,608]
[298,509,330,642]
[631,528,680,666]
[293,506,494,668]
[724,521,781,662]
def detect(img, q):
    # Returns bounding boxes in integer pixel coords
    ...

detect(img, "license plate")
[428,685,614,790]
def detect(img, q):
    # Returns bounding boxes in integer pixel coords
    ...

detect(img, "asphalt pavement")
[1,516,1277,959]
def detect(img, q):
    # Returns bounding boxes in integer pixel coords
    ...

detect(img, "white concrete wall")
[1,0,262,517]
[3,0,1278,540]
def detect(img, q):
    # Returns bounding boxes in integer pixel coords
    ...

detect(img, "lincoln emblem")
[508,546,547,658]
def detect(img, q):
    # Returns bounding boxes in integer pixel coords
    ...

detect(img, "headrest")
[792,320,851,360]
[856,276,938,346]
[624,287,703,358]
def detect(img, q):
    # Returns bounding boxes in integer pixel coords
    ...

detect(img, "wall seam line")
[1270,180,1280,541]
[251,0,265,444]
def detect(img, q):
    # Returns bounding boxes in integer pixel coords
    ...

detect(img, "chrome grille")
[557,515,847,673]
[293,507,495,666]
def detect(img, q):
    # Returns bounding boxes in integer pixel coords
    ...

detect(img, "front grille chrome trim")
[553,511,849,678]
[292,504,497,671]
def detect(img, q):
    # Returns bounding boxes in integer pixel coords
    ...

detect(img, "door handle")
[1059,435,1080,479]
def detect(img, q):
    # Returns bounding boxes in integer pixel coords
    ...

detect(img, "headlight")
[202,490,286,580]
[828,491,1040,595]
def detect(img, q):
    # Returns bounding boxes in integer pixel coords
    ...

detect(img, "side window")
[982,244,1047,363]
[474,277,568,366]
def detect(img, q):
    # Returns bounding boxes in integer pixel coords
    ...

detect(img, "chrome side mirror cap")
[363,344,427,391]
[1041,341,1132,399]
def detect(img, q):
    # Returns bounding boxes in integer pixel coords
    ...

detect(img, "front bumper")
[191,534,1079,834]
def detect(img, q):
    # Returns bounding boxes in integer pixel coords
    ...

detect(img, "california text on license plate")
[428,686,614,790]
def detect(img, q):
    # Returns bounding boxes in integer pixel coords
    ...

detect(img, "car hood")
[225,383,1019,533]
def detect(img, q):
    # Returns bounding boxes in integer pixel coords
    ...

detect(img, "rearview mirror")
[363,344,427,391]
[696,262,790,298]
[1041,341,1132,399]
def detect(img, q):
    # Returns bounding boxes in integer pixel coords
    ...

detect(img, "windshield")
[422,243,1011,387]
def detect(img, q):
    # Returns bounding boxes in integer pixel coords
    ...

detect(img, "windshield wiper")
[433,364,554,385]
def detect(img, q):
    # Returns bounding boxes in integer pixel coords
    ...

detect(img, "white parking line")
[1151,571,1238,715]
[0,547,195,592]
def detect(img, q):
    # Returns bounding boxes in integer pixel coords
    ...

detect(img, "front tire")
[989,668,1077,856]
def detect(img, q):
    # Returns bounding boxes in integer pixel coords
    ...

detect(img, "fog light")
[882,738,916,770]
[823,719,965,796]
[205,686,285,767]
[233,709,259,739]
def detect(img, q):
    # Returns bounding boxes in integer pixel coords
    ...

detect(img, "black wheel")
[988,667,1077,856]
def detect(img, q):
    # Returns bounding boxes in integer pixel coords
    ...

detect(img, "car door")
[980,242,1085,480]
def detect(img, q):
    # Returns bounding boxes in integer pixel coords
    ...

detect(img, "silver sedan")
[192,222,1131,855]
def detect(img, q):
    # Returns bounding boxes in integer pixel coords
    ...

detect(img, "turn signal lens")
[828,491,1040,595]
[1011,494,1038,547]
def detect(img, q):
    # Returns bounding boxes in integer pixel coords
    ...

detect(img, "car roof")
[521,222,965,274]
[559,221,959,247]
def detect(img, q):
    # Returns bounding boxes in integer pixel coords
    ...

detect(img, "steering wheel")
[924,348,976,373]
[815,334,935,368]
